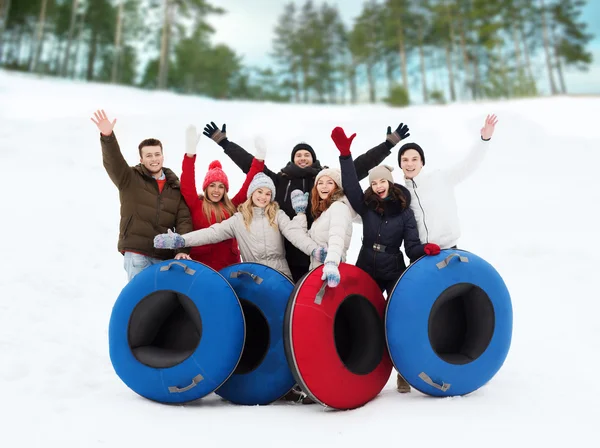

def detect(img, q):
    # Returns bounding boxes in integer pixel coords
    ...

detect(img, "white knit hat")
[315,168,342,189]
[368,164,394,184]
[247,172,276,201]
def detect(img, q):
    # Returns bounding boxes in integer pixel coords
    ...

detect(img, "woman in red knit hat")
[180,125,264,270]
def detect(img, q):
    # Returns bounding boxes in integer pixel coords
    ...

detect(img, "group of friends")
[91,109,498,403]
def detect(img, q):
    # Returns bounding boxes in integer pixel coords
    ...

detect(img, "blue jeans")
[123,252,162,282]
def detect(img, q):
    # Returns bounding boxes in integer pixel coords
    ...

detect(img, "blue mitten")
[154,229,185,249]
[311,246,328,263]
[290,190,309,214]
[321,261,340,288]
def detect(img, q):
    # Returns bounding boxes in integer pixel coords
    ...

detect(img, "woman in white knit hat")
[289,165,357,288]
[153,141,326,279]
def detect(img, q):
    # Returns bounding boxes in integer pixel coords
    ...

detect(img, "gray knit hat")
[247,172,276,201]
[368,164,394,184]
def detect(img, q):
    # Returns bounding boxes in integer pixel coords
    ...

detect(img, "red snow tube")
[284,263,392,410]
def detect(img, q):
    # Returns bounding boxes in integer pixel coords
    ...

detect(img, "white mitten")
[254,136,267,161]
[186,125,201,155]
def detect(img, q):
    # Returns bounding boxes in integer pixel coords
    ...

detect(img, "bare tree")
[539,0,558,94]
[30,0,49,73]
[0,0,12,62]
[61,0,79,76]
[112,0,125,83]
[158,0,172,89]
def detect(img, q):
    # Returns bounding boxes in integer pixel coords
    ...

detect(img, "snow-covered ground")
[1,70,598,447]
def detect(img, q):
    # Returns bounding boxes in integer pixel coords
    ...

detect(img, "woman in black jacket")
[332,125,435,395]
[202,121,408,283]
[332,126,429,294]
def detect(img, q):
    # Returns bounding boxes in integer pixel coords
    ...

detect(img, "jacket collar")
[365,183,409,216]
[133,165,180,188]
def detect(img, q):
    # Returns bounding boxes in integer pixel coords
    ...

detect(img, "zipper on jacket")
[155,179,165,229]
[283,179,292,203]
[261,209,268,259]
[411,179,429,243]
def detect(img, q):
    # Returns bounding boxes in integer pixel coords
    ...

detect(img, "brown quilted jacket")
[101,132,192,259]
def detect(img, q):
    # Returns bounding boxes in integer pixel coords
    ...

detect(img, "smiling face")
[371,178,390,199]
[294,150,313,168]
[400,149,423,179]
[140,145,164,176]
[316,175,336,200]
[251,187,272,208]
[205,182,225,202]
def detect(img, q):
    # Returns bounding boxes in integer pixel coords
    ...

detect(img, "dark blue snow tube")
[109,260,245,403]
[216,263,296,405]
[385,249,512,397]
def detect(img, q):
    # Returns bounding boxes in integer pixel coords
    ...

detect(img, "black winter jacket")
[340,155,425,281]
[220,139,393,268]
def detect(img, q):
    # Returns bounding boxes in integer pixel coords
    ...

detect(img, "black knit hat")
[398,142,425,166]
[291,142,317,163]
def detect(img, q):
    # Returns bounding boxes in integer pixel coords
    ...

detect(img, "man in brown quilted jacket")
[91,109,193,281]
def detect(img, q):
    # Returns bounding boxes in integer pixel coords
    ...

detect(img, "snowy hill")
[1,69,598,447]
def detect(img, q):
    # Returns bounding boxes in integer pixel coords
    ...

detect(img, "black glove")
[203,121,228,146]
[386,122,410,147]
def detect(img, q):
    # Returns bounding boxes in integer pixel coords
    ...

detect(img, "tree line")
[0,0,594,106]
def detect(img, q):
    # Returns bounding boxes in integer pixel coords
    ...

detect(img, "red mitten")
[424,243,441,255]
[331,126,356,156]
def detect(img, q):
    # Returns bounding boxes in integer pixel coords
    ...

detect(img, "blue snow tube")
[216,263,296,405]
[385,249,512,397]
[109,260,245,403]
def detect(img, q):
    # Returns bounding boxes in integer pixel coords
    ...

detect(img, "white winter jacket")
[404,138,491,249]
[306,194,356,270]
[181,208,318,278]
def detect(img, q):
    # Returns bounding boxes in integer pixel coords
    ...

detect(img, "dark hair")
[138,138,163,157]
[364,182,407,212]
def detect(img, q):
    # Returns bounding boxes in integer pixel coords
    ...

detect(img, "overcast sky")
[207,0,600,96]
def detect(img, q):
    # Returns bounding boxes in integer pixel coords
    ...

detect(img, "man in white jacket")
[399,114,498,254]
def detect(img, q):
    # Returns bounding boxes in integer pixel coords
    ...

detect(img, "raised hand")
[186,125,201,155]
[254,136,267,161]
[203,121,227,144]
[90,109,117,136]
[290,189,309,214]
[321,262,340,287]
[331,126,356,156]
[154,229,186,249]
[480,114,498,140]
[386,122,410,146]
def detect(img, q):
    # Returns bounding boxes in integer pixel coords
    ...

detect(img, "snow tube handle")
[436,253,468,270]
[160,261,196,275]
[168,374,204,393]
[418,372,451,392]
[229,270,263,284]
[314,281,327,305]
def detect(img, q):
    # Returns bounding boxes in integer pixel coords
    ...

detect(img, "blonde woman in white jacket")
[399,114,498,253]
[153,141,323,279]
[290,167,355,288]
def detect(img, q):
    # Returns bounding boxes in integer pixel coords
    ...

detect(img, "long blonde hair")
[238,197,279,231]
[202,190,236,223]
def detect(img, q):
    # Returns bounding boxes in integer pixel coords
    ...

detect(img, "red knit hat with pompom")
[202,160,229,191]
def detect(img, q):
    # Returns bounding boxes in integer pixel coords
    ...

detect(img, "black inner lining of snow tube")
[234,298,270,375]
[428,283,495,365]
[334,294,384,375]
[128,290,202,368]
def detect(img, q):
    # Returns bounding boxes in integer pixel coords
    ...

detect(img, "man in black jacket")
[202,121,409,283]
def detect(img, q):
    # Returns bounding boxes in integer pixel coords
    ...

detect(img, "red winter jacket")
[180,155,265,271]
